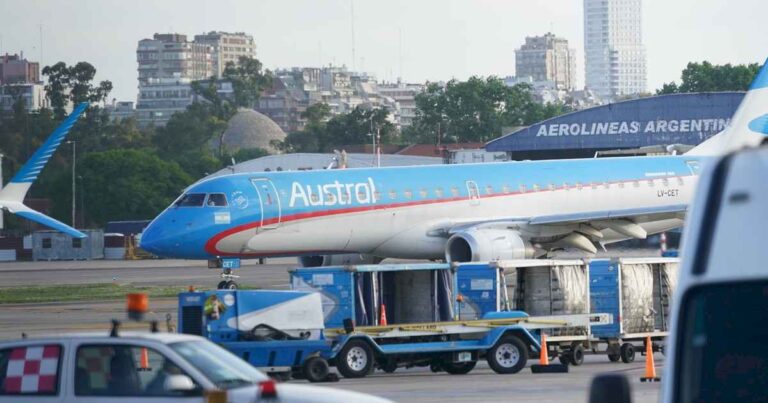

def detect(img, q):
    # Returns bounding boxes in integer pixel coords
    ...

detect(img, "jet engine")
[445,228,535,263]
[298,253,382,267]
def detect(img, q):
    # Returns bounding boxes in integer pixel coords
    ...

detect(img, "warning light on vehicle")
[126,293,149,321]
[259,379,278,398]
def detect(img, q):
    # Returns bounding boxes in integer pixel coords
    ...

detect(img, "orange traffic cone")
[379,304,388,326]
[539,334,550,365]
[531,332,568,373]
[139,347,150,371]
[640,336,660,382]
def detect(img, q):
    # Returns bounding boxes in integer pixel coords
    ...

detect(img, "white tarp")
[621,263,655,333]
[522,265,588,316]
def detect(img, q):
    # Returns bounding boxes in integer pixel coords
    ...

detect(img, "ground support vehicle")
[178,289,611,380]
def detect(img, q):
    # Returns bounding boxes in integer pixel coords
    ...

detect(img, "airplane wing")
[3,202,87,239]
[432,204,687,255]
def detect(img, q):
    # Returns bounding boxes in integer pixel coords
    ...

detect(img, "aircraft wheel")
[224,281,238,290]
[216,281,228,289]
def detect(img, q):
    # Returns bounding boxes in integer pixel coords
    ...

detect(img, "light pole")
[66,141,76,228]
[0,152,4,229]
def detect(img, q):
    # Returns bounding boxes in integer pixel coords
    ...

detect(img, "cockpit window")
[175,193,206,207]
[206,193,228,207]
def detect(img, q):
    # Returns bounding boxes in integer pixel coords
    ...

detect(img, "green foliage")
[406,77,566,144]
[71,149,192,226]
[41,62,113,119]
[223,56,273,108]
[657,61,760,94]
[276,104,396,153]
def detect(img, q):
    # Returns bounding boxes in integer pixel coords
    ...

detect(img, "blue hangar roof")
[485,92,745,152]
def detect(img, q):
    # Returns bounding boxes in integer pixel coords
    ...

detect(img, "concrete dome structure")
[215,108,287,154]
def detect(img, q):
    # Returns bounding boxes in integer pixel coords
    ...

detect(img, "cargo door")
[290,268,354,328]
[589,259,621,338]
[456,264,499,320]
[250,178,281,230]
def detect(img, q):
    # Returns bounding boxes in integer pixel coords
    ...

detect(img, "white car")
[0,331,391,402]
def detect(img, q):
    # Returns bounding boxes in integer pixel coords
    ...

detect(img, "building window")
[72,238,82,249]
[42,238,52,249]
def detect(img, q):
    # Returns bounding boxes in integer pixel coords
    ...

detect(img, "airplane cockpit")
[174,193,229,208]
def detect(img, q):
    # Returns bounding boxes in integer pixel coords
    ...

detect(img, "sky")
[1,0,767,102]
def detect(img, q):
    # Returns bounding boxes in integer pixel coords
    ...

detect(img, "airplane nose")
[139,221,165,255]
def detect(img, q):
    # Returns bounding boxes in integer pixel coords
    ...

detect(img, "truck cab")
[590,146,768,402]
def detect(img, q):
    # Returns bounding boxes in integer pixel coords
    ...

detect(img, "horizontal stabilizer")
[6,202,86,238]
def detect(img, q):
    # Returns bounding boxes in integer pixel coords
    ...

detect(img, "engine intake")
[446,228,534,263]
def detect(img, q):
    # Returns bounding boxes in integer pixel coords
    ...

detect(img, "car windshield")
[169,340,268,389]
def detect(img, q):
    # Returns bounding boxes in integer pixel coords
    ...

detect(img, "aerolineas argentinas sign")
[290,178,377,207]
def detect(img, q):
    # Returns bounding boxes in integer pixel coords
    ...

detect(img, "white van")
[589,145,768,402]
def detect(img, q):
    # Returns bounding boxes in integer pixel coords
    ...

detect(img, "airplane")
[140,59,768,287]
[0,102,88,239]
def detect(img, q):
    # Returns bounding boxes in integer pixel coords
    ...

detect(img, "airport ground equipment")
[450,258,678,365]
[177,289,611,380]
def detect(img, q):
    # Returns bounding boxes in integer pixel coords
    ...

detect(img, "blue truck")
[178,262,612,381]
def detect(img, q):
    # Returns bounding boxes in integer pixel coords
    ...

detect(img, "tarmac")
[0,257,664,402]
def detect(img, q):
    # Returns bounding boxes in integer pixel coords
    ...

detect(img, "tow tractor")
[178,290,611,381]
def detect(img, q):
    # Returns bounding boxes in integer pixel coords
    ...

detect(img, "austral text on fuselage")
[289,177,377,207]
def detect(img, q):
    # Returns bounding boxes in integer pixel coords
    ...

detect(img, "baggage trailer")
[178,289,612,380]
[454,258,679,365]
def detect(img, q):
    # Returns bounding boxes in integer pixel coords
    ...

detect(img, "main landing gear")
[209,258,242,290]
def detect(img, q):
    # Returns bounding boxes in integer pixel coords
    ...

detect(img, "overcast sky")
[2,0,767,102]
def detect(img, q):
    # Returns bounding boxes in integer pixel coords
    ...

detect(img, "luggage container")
[589,257,679,363]
[290,263,455,328]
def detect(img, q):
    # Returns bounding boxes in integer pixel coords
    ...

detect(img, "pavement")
[0,257,665,402]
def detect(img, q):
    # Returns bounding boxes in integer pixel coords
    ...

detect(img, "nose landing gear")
[209,258,242,290]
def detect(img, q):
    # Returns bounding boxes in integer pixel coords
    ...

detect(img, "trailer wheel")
[380,359,397,373]
[487,335,528,374]
[558,354,571,365]
[620,343,635,363]
[607,352,621,362]
[443,360,477,375]
[303,356,329,383]
[336,340,373,378]
[217,281,228,289]
[570,344,585,366]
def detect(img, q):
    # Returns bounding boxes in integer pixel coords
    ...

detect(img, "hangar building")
[486,92,744,160]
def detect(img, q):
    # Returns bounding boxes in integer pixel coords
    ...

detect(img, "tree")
[406,77,566,144]
[657,61,760,94]
[42,62,113,119]
[274,103,331,153]
[223,56,273,108]
[56,149,192,226]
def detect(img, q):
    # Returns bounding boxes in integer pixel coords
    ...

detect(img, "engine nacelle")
[445,228,534,263]
[298,253,382,268]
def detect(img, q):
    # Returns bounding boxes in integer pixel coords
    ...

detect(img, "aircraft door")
[250,178,281,229]
[466,181,480,205]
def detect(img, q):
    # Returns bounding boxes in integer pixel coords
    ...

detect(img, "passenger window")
[404,189,413,199]
[618,182,625,189]
[175,193,205,207]
[677,177,685,186]
[388,190,397,200]
[373,191,381,202]
[419,188,428,198]
[435,188,444,198]
[206,193,228,207]
[519,184,527,193]
[450,187,460,197]
[576,182,582,190]
[75,345,198,397]
[547,183,555,191]
[648,179,655,187]
[0,344,62,396]
[325,193,336,204]
[502,184,510,194]
[563,182,570,191]
[633,181,640,188]
[662,178,669,187]
[532,184,540,192]
[310,193,320,203]
[603,182,610,189]
[485,185,494,195]
[590,182,598,190]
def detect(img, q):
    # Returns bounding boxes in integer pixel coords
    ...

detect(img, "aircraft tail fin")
[688,58,768,155]
[0,102,88,238]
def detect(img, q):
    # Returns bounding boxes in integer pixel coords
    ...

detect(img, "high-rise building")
[0,52,50,112]
[136,33,214,126]
[0,53,40,84]
[584,0,647,102]
[515,33,576,91]
[194,31,256,77]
